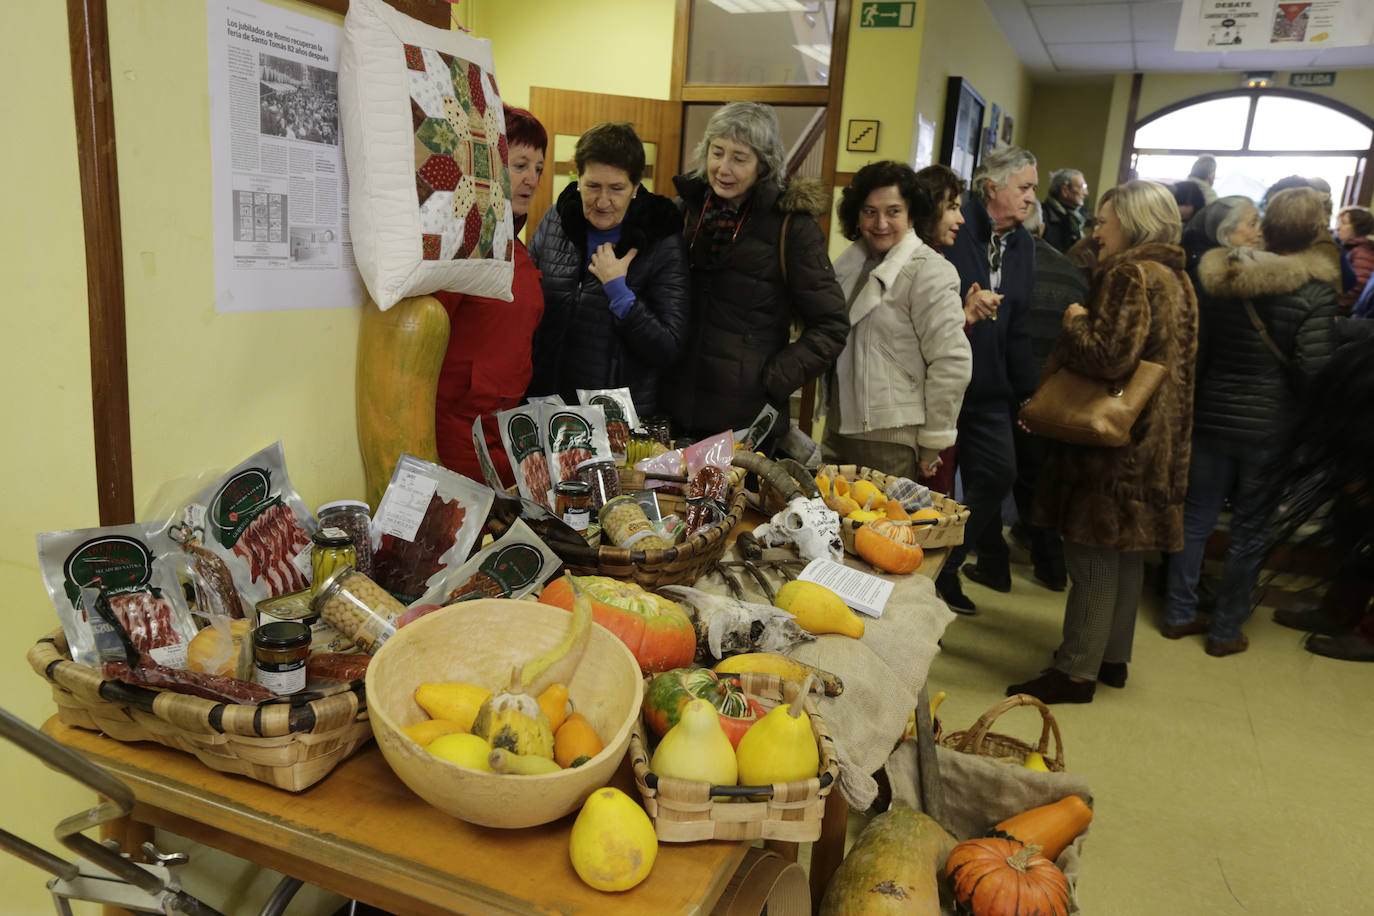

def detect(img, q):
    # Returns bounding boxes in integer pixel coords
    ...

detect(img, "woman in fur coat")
[1009,180,1198,704]
[1163,187,1340,656]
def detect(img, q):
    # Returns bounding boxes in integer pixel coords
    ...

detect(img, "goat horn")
[730,451,804,502]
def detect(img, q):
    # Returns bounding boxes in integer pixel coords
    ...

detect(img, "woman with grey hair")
[669,101,848,445]
[1008,180,1198,702]
[1181,195,1262,275]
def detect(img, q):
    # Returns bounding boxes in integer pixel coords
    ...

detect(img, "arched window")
[1128,89,1374,205]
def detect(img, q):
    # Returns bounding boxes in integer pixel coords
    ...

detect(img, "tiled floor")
[824,552,1372,915]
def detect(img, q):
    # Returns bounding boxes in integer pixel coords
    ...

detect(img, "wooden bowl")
[365,598,644,828]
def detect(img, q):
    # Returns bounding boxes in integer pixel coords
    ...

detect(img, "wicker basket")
[28,630,373,791]
[493,469,748,590]
[937,693,1066,772]
[817,464,970,555]
[629,672,840,843]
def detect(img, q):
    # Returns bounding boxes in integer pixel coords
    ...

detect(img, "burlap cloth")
[887,741,1093,914]
[691,545,956,810]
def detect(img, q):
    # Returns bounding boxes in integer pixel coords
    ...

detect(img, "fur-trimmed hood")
[671,174,829,217]
[1197,242,1341,298]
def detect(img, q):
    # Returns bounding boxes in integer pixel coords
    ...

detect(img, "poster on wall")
[207,0,363,312]
[1175,0,1374,52]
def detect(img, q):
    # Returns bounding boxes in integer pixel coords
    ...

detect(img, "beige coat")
[830,230,972,452]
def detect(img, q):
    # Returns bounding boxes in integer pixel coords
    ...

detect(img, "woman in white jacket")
[824,161,973,480]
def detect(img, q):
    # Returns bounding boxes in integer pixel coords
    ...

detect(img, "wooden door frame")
[68,0,445,525]
[524,89,685,241]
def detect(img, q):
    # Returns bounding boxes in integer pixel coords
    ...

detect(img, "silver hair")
[1213,196,1257,246]
[1048,168,1084,198]
[1021,199,1043,235]
[690,102,786,193]
[972,146,1037,204]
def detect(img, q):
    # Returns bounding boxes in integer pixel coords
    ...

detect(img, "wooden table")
[47,531,950,916]
[44,718,748,916]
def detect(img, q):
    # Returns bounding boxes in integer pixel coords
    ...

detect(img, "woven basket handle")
[951,693,1065,768]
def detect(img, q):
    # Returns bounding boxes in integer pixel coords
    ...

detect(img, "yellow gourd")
[413,682,492,732]
[735,675,820,786]
[537,683,571,734]
[851,480,886,510]
[649,698,738,785]
[773,580,865,639]
[470,667,556,759]
[356,295,450,510]
[570,787,658,891]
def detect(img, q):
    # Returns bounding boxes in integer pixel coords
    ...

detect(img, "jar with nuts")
[311,566,402,653]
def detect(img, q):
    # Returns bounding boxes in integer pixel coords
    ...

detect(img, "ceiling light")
[707,0,808,13]
[792,43,832,65]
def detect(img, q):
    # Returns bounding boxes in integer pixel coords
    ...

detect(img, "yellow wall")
[3,6,102,913]
[1022,79,1114,214]
[464,0,677,108]
[912,0,1033,176]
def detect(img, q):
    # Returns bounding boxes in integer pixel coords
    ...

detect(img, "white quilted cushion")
[341,0,514,310]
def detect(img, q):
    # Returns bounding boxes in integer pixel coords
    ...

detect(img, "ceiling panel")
[1128,1,1182,42]
[993,0,1374,77]
[1031,4,1131,44]
[1047,41,1136,70]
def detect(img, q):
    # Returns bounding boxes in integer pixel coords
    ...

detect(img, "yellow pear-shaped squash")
[736,686,820,786]
[650,698,738,785]
[773,580,865,639]
[570,787,658,891]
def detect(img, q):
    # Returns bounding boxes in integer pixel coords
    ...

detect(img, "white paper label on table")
[373,470,439,542]
[798,558,894,618]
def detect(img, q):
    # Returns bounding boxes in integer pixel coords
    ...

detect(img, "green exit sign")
[859,1,916,29]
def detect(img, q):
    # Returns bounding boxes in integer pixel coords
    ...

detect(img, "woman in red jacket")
[434,106,547,482]
[1335,205,1374,314]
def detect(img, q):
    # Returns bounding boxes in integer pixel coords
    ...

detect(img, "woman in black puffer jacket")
[671,102,848,444]
[527,122,689,418]
[1163,187,1340,656]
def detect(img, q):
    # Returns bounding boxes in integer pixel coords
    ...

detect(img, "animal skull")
[754,496,843,562]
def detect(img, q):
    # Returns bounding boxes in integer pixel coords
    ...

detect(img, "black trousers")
[972,422,1065,576]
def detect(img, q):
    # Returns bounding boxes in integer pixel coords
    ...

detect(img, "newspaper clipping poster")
[207,0,362,312]
[1175,0,1374,52]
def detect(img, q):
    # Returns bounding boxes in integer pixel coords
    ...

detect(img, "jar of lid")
[577,457,621,512]
[554,480,592,531]
[311,565,401,653]
[252,621,311,695]
[317,500,373,575]
[311,527,357,594]
[598,494,673,551]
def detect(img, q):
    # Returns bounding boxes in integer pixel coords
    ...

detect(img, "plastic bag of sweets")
[38,522,200,668]
[498,404,554,511]
[543,403,613,491]
[370,453,495,605]
[577,388,639,465]
[175,442,318,608]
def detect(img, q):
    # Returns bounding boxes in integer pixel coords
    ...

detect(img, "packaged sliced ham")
[544,404,613,490]
[37,522,199,669]
[577,388,639,464]
[499,404,554,511]
[370,454,494,605]
[410,519,562,609]
[176,442,317,608]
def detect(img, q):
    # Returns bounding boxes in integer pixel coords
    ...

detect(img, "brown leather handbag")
[1018,359,1167,447]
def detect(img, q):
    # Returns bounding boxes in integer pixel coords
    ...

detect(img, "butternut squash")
[356,294,450,510]
[988,795,1093,862]
[819,806,957,915]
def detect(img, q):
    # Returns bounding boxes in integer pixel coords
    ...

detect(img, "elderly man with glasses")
[935,146,1040,613]
[1042,168,1089,254]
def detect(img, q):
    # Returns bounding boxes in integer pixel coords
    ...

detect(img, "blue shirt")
[586,225,636,319]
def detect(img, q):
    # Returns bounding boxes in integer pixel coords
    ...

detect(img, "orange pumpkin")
[855,521,924,574]
[539,575,696,674]
[945,838,1070,916]
[554,713,605,768]
[885,500,911,521]
[989,795,1093,862]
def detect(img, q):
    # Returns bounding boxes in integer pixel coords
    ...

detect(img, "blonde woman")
[1009,180,1199,703]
